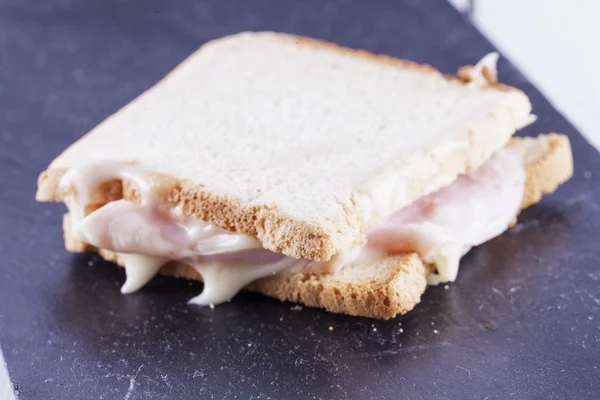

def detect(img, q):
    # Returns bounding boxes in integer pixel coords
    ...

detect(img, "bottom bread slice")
[62,133,573,319]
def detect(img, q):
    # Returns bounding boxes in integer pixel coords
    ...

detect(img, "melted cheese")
[118,253,167,294]
[60,146,525,305]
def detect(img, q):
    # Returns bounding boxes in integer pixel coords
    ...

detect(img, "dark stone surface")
[1,0,599,399]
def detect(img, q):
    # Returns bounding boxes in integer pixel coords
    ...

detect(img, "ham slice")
[366,147,525,283]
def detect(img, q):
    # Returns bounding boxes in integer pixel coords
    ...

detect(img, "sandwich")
[36,32,574,319]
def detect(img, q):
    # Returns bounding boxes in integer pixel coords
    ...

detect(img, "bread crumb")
[584,171,592,179]
[279,317,283,321]
[433,329,439,334]
[483,321,494,330]
[398,328,404,333]
[290,305,303,311]
[372,327,377,332]
[398,322,402,326]
[328,326,334,331]
[444,285,449,290]
[209,303,215,309]
[88,261,94,267]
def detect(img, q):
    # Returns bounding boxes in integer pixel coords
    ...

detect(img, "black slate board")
[1,0,599,399]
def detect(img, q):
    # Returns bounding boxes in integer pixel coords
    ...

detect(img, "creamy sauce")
[188,255,301,305]
[118,253,167,294]
[60,146,526,305]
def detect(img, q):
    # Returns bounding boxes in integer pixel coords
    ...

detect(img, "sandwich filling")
[60,146,525,305]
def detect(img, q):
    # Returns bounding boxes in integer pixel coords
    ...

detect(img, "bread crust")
[273,32,521,94]
[511,134,574,209]
[60,133,573,319]
[36,32,532,261]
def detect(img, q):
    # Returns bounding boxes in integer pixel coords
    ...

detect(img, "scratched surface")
[1,0,599,399]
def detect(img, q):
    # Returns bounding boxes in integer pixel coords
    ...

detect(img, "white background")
[451,0,600,149]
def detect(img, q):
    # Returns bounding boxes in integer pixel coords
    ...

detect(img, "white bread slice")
[61,134,573,319]
[36,31,533,261]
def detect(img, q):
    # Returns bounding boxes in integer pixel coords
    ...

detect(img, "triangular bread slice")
[60,133,573,319]
[36,31,534,261]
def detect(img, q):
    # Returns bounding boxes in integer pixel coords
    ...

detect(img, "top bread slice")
[36,31,533,261]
